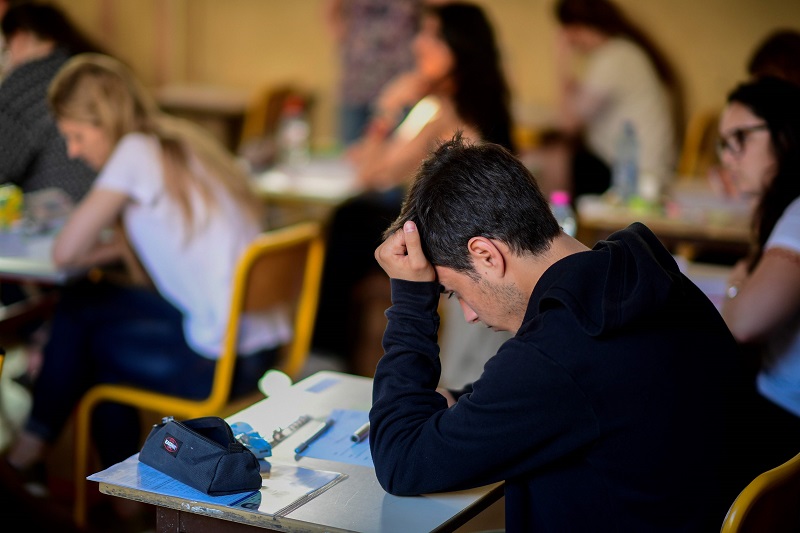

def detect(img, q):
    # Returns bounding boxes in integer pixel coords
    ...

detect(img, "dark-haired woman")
[0,1,103,201]
[720,76,800,475]
[312,2,515,373]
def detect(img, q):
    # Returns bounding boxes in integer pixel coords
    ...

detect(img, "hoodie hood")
[524,223,683,337]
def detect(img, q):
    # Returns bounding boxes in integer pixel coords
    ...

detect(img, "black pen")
[294,418,334,454]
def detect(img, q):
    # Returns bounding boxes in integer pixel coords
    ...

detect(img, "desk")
[0,231,75,284]
[95,371,503,533]
[254,158,362,228]
[576,183,752,259]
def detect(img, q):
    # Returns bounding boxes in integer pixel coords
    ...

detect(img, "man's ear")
[466,237,506,279]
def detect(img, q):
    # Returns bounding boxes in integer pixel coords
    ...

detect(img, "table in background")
[576,181,752,260]
[254,158,362,229]
[0,231,76,285]
[96,371,503,533]
[0,230,77,339]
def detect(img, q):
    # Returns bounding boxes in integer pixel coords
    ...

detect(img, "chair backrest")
[238,84,313,149]
[721,450,800,533]
[208,221,325,409]
[677,108,720,179]
[73,222,325,527]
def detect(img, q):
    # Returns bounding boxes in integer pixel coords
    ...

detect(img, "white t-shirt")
[96,133,289,358]
[577,37,676,191]
[757,196,800,416]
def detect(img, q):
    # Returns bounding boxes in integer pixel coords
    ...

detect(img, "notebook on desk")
[88,454,347,517]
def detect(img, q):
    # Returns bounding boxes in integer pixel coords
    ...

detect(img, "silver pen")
[350,421,370,443]
[294,418,335,454]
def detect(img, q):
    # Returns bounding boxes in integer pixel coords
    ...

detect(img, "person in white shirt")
[720,77,800,476]
[5,54,287,487]
[540,0,680,200]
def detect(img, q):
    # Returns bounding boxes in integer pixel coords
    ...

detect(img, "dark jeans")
[26,280,277,467]
[572,142,612,199]
[312,188,403,361]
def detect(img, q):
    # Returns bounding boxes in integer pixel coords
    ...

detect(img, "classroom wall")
[50,0,800,151]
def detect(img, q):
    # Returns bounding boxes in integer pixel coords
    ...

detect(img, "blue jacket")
[370,223,742,532]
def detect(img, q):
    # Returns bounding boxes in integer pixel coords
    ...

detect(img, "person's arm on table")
[370,222,598,496]
[52,187,129,268]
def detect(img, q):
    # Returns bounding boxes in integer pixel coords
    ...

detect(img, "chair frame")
[721,450,800,532]
[677,108,720,178]
[72,222,325,527]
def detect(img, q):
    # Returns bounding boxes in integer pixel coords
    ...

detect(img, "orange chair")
[721,450,800,532]
[72,222,325,527]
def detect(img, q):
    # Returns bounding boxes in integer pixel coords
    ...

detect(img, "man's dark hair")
[384,134,560,276]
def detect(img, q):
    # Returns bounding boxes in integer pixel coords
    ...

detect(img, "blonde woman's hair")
[48,53,263,230]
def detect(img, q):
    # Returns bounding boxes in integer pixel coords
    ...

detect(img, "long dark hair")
[727,77,800,270]
[1,2,104,56]
[426,3,515,152]
[555,0,683,134]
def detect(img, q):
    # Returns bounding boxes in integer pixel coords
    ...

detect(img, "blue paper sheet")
[296,409,374,468]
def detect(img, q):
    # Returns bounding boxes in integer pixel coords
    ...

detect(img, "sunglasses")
[716,123,768,158]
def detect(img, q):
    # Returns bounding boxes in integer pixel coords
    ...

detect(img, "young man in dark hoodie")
[371,135,747,532]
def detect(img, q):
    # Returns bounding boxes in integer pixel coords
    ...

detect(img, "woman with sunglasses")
[719,76,800,474]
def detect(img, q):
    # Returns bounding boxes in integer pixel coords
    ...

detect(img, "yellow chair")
[721,450,800,533]
[677,108,720,179]
[72,222,325,527]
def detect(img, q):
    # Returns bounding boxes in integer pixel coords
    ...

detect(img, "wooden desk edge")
[431,482,505,533]
[99,483,353,533]
[577,216,749,242]
[100,479,504,533]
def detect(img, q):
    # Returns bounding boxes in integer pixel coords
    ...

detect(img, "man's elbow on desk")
[373,462,425,497]
[371,437,452,497]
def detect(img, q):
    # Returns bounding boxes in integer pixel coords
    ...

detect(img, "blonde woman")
[5,54,287,488]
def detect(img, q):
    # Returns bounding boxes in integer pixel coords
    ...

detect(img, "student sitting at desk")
[2,54,287,514]
[537,0,679,200]
[313,2,514,375]
[0,2,101,202]
[0,3,106,366]
[719,77,800,475]
[372,136,749,531]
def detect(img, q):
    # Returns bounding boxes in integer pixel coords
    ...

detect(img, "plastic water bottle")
[612,121,639,203]
[277,95,311,168]
[549,190,577,237]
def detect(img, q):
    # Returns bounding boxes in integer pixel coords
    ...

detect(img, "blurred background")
[46,0,800,153]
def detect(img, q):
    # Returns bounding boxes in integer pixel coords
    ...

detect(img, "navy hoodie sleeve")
[370,279,600,496]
